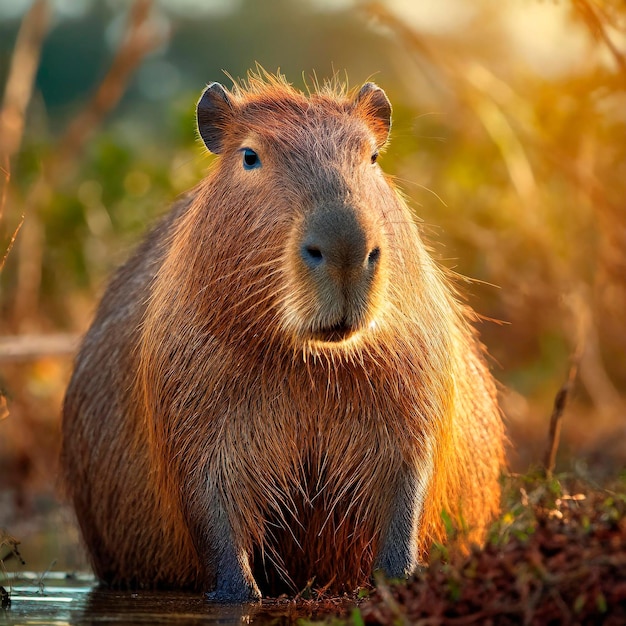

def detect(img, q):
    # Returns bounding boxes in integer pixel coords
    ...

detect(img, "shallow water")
[1,572,353,625]
[2,573,247,625]
[1,498,353,624]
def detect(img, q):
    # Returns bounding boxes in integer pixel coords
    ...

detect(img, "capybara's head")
[194,75,400,350]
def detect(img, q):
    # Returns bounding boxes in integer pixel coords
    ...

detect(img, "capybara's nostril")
[301,244,324,268]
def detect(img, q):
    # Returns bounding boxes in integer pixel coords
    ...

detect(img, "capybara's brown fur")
[61,72,505,600]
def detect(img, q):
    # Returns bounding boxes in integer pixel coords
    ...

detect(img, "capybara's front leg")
[200,489,261,602]
[372,466,423,580]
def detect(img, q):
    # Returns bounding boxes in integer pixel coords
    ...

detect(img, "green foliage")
[354,474,626,624]
[349,607,365,626]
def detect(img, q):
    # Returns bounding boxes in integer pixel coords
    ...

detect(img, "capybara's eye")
[371,151,379,164]
[242,148,261,170]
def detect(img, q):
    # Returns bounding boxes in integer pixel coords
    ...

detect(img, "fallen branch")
[0,333,79,363]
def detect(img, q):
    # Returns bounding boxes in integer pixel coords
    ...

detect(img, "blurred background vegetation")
[0,0,625,570]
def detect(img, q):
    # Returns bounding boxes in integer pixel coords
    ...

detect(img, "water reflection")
[1,573,352,625]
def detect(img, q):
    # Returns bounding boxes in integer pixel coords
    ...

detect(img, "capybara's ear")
[197,82,234,154]
[353,83,392,148]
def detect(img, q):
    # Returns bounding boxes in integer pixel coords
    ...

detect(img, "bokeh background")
[1,0,625,571]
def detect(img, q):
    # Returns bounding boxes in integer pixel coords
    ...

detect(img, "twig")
[543,357,581,479]
[0,531,24,565]
[0,161,22,274]
[0,530,24,601]
[0,212,24,273]
[0,156,9,224]
[37,559,57,595]
[0,1,49,273]
[543,284,594,478]
[0,0,50,168]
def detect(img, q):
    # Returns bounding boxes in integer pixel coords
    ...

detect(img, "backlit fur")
[62,72,505,595]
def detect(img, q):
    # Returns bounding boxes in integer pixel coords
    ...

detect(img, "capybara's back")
[62,72,505,600]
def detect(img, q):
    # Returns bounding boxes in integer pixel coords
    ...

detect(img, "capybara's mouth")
[312,320,357,343]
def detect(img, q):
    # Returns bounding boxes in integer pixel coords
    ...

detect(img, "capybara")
[61,72,505,601]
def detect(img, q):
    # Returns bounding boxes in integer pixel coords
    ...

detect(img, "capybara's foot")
[206,580,261,603]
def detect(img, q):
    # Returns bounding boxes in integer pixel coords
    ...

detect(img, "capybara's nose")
[300,205,380,280]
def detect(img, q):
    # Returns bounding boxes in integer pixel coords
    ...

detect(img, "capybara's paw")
[206,581,261,604]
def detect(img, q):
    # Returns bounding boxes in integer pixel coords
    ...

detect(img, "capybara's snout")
[296,201,382,340]
[300,202,381,275]
[291,202,384,342]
